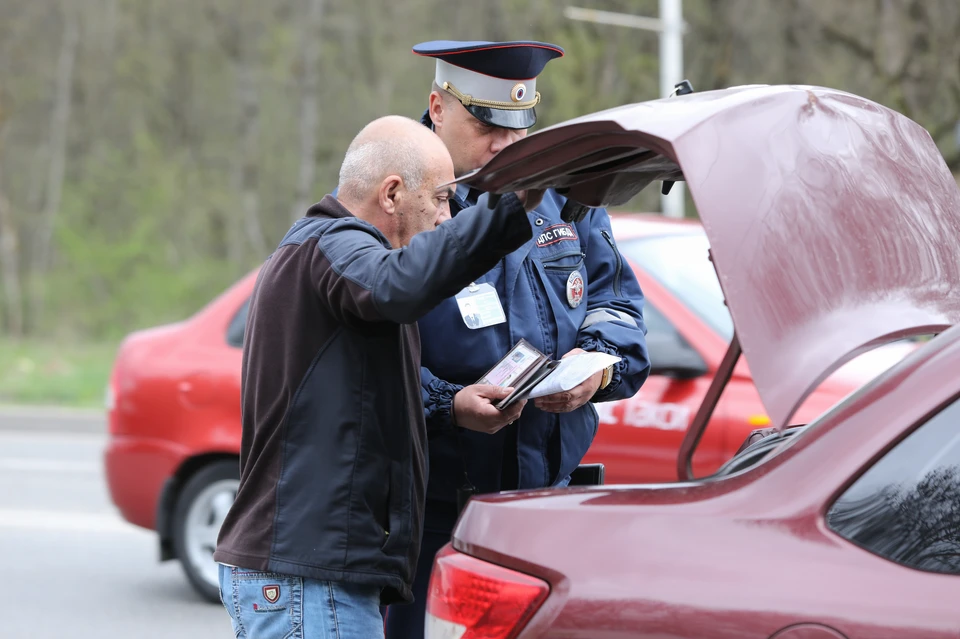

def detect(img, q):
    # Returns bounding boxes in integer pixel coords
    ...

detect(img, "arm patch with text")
[536,223,579,247]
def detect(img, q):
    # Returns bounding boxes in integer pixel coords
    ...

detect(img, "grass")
[0,338,119,408]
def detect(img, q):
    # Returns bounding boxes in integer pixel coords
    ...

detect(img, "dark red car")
[424,85,960,638]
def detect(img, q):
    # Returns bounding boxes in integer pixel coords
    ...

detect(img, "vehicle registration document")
[476,339,621,410]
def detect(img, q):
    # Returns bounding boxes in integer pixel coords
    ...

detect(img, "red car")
[103,102,905,602]
[583,215,912,483]
[423,85,960,638]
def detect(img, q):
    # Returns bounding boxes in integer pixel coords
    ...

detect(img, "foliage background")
[0,0,958,345]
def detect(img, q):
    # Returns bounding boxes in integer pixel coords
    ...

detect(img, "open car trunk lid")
[455,84,960,431]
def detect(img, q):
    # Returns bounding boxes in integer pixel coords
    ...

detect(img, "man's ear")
[428,91,445,130]
[378,175,404,215]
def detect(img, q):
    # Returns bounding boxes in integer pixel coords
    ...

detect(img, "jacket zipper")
[600,230,623,297]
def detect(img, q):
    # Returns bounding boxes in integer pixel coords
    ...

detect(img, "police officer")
[381,41,652,639]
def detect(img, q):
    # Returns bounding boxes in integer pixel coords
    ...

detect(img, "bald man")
[213,116,540,639]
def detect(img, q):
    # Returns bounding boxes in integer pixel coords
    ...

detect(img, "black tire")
[171,459,240,603]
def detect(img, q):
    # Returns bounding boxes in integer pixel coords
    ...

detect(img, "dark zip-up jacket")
[213,193,531,604]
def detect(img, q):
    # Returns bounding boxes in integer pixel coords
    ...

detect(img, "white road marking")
[0,458,100,473]
[0,404,105,420]
[0,509,146,534]
[0,431,105,446]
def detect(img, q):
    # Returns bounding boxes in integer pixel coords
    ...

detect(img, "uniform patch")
[263,585,280,603]
[566,271,584,308]
[536,223,578,247]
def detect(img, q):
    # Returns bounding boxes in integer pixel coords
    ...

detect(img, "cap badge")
[511,83,527,102]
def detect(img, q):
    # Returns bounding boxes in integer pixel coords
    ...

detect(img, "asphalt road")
[0,406,230,638]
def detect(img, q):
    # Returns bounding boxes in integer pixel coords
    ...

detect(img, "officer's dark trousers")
[387,430,519,637]
[384,524,452,639]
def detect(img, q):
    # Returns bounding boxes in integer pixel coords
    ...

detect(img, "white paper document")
[526,351,621,399]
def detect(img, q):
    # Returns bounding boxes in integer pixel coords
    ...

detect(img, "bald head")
[338,116,447,203]
[336,116,456,247]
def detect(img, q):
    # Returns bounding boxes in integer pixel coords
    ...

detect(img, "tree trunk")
[290,0,325,222]
[599,37,619,101]
[34,1,79,274]
[102,0,118,62]
[31,0,79,329]
[878,0,905,76]
[0,193,23,339]
[234,36,268,260]
[96,0,119,131]
[0,118,23,339]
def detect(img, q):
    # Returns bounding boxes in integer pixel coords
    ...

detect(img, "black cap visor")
[467,105,536,130]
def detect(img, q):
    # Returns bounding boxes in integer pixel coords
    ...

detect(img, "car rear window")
[226,298,250,348]
[827,394,960,575]
[618,233,734,341]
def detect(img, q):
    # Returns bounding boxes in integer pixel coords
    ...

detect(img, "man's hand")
[533,348,603,413]
[453,384,526,435]
[515,188,545,212]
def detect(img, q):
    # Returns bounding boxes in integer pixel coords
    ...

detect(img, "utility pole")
[564,0,687,218]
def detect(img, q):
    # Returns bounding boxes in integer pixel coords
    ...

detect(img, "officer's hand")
[453,385,526,435]
[515,188,545,212]
[533,348,603,413]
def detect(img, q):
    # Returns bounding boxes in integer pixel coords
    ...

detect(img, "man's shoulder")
[278,217,330,248]
[281,216,389,252]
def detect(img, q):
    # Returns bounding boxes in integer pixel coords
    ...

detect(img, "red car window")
[618,233,734,341]
[226,299,250,348]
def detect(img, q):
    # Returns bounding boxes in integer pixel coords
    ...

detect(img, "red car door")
[584,299,721,483]
[584,233,746,484]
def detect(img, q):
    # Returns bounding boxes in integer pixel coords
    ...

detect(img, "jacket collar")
[420,108,434,130]
[306,194,355,220]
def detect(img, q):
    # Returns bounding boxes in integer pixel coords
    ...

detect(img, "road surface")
[0,406,230,638]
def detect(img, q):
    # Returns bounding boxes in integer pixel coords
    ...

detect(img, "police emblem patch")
[566,270,584,308]
[511,83,527,102]
[263,585,280,603]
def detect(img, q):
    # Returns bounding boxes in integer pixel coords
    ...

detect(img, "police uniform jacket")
[419,136,651,528]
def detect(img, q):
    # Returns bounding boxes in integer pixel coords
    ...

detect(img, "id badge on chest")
[455,282,506,330]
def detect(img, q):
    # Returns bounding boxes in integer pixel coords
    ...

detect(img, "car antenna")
[661,80,694,196]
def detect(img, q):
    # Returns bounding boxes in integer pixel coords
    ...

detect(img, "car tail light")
[425,545,549,639]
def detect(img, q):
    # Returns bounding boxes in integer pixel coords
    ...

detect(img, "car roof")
[608,212,702,240]
[456,84,960,430]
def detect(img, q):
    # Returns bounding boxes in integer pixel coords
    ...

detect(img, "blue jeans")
[219,564,384,639]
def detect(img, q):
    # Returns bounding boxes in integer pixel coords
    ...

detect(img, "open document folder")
[476,338,621,410]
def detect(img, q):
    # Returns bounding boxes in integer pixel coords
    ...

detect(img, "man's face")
[394,146,455,246]
[432,93,528,177]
